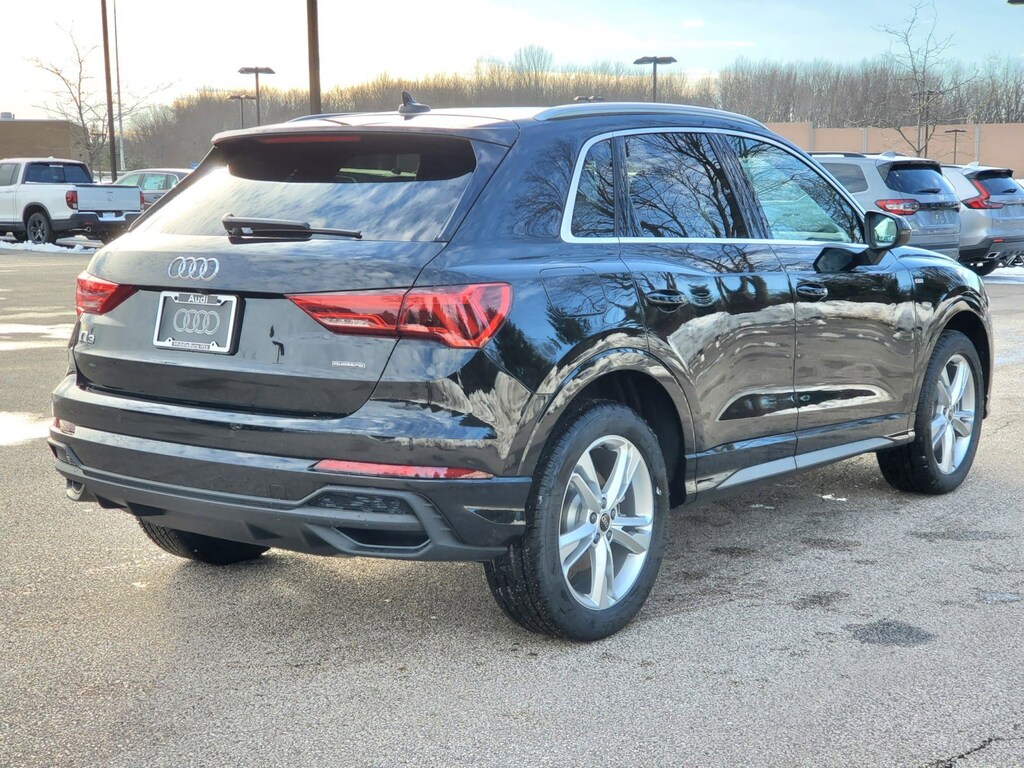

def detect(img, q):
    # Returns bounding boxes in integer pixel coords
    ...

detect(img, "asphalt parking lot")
[2,249,1022,767]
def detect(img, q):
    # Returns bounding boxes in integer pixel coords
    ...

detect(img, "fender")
[514,347,697,483]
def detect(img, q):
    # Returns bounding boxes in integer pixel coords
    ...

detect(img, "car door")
[140,173,168,206]
[723,135,917,457]
[0,163,20,227]
[600,130,797,494]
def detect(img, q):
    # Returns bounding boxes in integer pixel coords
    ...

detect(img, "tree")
[876,0,976,156]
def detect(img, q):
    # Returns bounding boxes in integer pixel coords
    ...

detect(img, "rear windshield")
[136,134,478,241]
[885,164,955,195]
[975,172,1020,195]
[25,162,92,184]
[821,163,869,193]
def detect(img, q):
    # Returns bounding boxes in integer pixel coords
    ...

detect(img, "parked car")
[114,168,190,208]
[0,158,143,244]
[812,152,961,260]
[51,101,992,640]
[942,163,1024,275]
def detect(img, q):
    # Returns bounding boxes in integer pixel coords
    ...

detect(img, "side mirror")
[865,210,911,252]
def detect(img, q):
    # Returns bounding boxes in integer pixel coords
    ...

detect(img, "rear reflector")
[75,271,136,316]
[312,459,493,480]
[876,199,919,215]
[288,283,512,349]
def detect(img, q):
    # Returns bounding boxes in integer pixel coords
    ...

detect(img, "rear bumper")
[57,212,141,236]
[959,236,1024,264]
[49,425,531,562]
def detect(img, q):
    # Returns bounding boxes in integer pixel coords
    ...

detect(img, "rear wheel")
[137,519,269,565]
[877,330,983,494]
[26,211,55,245]
[967,261,1000,277]
[485,401,669,640]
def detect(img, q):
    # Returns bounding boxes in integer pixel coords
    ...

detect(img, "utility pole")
[307,0,321,114]
[113,0,124,172]
[100,0,118,181]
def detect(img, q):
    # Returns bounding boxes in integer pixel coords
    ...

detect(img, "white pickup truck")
[0,158,144,244]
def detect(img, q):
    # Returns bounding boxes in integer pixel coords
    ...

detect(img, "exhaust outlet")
[66,479,93,502]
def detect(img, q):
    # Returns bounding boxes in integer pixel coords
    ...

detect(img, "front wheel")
[26,212,55,245]
[877,330,983,494]
[485,401,669,640]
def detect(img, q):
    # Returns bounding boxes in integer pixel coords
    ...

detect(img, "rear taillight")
[311,459,493,480]
[65,190,78,210]
[75,271,136,316]
[288,283,512,349]
[140,189,146,208]
[962,179,1004,210]
[876,199,919,215]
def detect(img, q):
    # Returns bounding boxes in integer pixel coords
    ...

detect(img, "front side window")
[116,173,141,187]
[570,139,615,237]
[727,137,861,243]
[0,163,18,186]
[624,132,745,239]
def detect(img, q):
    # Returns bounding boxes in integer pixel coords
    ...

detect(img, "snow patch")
[0,241,94,254]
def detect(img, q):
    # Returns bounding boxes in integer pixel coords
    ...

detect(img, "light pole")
[100,0,118,181]
[633,56,677,103]
[228,94,256,129]
[945,128,967,164]
[238,66,275,125]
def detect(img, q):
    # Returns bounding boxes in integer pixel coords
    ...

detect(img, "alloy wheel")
[931,353,976,475]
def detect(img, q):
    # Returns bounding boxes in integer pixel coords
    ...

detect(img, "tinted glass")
[571,139,614,237]
[624,132,745,239]
[727,137,861,243]
[886,165,955,195]
[137,134,478,242]
[976,172,1019,195]
[25,163,92,184]
[0,163,17,186]
[821,162,869,193]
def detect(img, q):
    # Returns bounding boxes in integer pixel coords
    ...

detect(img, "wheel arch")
[22,203,52,224]
[939,307,992,416]
[517,349,696,508]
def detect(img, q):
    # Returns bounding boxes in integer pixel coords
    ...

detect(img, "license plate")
[152,292,239,354]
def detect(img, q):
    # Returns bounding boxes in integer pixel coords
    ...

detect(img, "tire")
[968,261,1000,277]
[877,330,983,494]
[485,401,670,640]
[137,518,269,565]
[25,211,55,245]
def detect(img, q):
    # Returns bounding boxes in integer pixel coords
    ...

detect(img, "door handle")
[645,290,687,309]
[796,282,829,301]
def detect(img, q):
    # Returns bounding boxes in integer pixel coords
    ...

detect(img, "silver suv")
[941,164,1024,275]
[813,152,960,259]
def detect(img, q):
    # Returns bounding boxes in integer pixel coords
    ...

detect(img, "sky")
[3,0,1022,119]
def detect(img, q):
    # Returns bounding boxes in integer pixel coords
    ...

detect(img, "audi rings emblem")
[173,309,221,335]
[168,256,219,280]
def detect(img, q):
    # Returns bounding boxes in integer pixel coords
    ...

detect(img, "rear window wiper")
[222,215,362,240]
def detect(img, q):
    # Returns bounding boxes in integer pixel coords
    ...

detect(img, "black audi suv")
[51,100,992,640]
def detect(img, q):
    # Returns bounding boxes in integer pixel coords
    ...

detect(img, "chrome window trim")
[560,126,869,248]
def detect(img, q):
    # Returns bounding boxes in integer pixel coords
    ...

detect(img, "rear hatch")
[74,129,505,417]
[880,160,960,240]
[962,168,1024,238]
[76,183,143,213]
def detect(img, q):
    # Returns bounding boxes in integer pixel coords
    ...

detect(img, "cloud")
[680,19,705,29]
[677,40,755,50]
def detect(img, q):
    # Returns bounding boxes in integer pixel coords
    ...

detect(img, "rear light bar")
[312,459,493,480]
[288,283,512,349]
[876,199,919,215]
[65,190,78,210]
[962,179,1005,210]
[75,271,136,316]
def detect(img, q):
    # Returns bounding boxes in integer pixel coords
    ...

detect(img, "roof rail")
[809,151,866,157]
[533,102,767,130]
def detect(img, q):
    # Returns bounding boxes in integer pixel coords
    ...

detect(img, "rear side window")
[821,162,869,193]
[137,134,479,242]
[624,132,745,239]
[975,172,1019,195]
[571,139,615,237]
[885,165,955,195]
[24,163,91,184]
